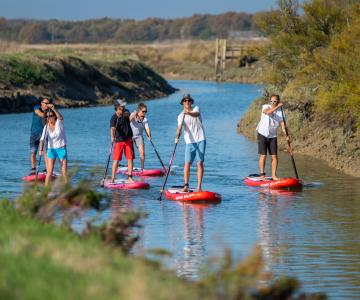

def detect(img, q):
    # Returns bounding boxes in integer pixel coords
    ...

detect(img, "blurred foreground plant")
[198,246,326,300]
[15,176,146,255]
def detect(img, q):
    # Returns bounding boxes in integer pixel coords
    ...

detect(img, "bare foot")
[272,176,280,180]
[183,184,189,192]
[128,176,134,183]
[196,187,202,192]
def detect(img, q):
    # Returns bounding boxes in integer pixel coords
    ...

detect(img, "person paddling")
[29,97,50,174]
[175,94,206,192]
[110,99,134,183]
[39,102,68,186]
[130,103,152,170]
[256,94,290,180]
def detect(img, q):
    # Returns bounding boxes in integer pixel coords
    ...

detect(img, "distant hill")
[0,12,258,44]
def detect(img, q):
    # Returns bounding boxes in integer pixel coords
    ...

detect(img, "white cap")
[115,98,127,107]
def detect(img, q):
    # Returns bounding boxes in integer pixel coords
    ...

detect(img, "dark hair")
[137,103,147,111]
[270,94,280,101]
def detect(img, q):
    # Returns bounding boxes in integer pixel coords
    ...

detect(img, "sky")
[0,0,279,20]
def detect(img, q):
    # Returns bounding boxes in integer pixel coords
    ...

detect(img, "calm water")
[1,80,360,299]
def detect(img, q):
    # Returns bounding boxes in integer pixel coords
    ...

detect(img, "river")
[0,80,359,299]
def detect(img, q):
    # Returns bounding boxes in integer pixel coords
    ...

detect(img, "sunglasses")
[183,99,192,103]
[141,110,147,113]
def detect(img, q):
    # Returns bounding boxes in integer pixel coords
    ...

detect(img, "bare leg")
[196,161,204,191]
[259,155,266,179]
[184,162,190,191]
[111,160,119,183]
[43,151,48,171]
[45,158,55,186]
[59,159,68,184]
[271,155,279,180]
[139,145,145,170]
[31,152,36,169]
[127,159,134,182]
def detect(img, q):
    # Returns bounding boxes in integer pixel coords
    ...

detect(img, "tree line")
[0,12,258,44]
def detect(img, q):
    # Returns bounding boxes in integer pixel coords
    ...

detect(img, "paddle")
[280,106,299,179]
[148,138,166,172]
[101,117,119,187]
[35,110,50,184]
[158,113,186,201]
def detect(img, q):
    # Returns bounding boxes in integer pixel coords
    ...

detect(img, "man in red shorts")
[110,99,134,183]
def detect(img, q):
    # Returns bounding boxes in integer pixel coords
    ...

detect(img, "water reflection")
[257,190,299,283]
[177,203,208,278]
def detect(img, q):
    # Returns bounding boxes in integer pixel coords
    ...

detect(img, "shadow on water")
[1,80,360,299]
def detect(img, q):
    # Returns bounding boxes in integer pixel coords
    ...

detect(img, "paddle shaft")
[148,138,166,171]
[101,117,119,186]
[158,113,186,200]
[280,107,299,179]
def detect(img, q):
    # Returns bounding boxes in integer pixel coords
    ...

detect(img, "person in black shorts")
[255,95,289,180]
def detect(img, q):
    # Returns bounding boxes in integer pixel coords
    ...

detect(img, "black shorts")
[258,133,277,155]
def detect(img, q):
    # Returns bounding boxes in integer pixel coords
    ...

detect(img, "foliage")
[256,0,360,128]
[0,55,57,85]
[198,246,326,300]
[0,12,258,44]
[85,210,147,255]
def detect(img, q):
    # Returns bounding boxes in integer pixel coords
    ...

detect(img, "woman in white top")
[130,103,152,170]
[39,103,68,186]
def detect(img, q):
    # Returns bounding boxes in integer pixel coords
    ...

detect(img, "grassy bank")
[0,40,265,83]
[0,203,206,300]
[0,45,176,114]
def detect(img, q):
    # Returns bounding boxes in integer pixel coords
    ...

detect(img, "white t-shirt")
[40,119,67,149]
[130,111,149,137]
[256,104,284,138]
[177,106,206,144]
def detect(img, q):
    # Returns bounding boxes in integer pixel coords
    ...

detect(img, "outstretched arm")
[264,103,283,116]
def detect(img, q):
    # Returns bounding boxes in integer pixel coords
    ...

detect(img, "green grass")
[0,54,57,85]
[0,202,207,300]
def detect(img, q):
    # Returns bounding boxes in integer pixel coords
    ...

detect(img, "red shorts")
[113,138,134,161]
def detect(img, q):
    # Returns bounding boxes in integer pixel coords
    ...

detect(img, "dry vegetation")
[0,40,265,82]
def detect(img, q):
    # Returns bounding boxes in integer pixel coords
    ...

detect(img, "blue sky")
[0,0,279,20]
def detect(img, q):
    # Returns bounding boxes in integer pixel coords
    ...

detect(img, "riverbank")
[0,50,176,114]
[0,41,264,87]
[238,99,360,177]
[0,202,208,300]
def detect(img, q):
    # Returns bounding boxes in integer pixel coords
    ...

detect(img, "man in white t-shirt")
[256,94,289,180]
[130,103,152,170]
[175,94,206,192]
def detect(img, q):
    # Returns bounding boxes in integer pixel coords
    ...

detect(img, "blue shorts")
[185,140,206,164]
[47,147,67,160]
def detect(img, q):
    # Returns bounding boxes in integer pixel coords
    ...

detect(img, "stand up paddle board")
[244,174,302,189]
[117,166,165,177]
[103,179,149,189]
[23,172,58,182]
[165,186,221,202]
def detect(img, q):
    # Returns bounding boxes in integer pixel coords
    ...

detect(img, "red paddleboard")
[103,179,149,189]
[23,172,58,182]
[117,166,165,177]
[244,175,302,189]
[165,187,221,202]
